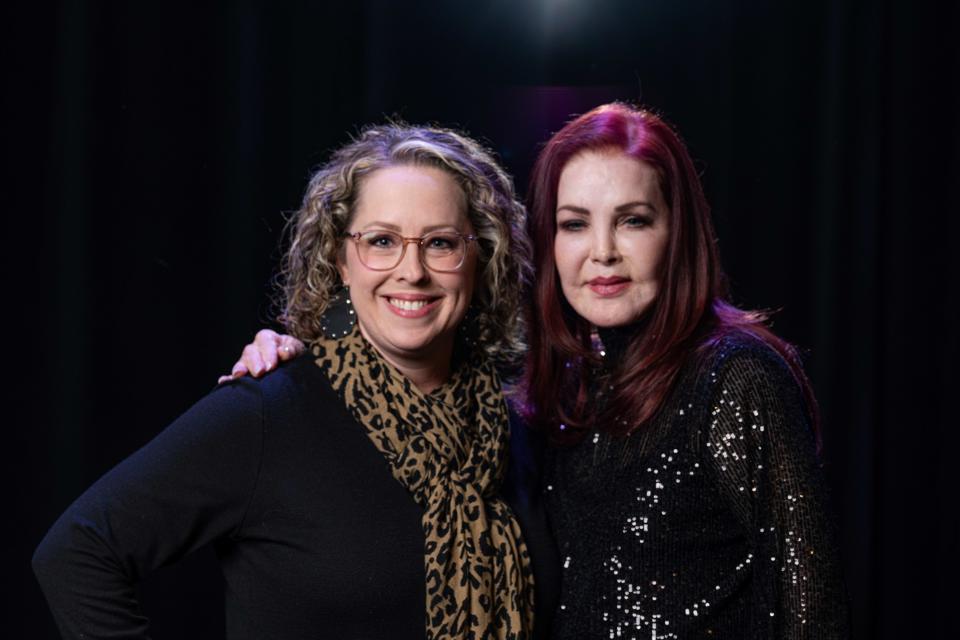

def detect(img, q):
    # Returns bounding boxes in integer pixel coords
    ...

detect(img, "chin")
[391,328,453,354]
[576,305,645,329]
[384,333,437,353]
[591,317,637,329]
[589,318,623,329]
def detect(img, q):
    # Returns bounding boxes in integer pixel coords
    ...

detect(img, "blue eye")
[363,233,399,249]
[425,235,457,251]
[558,219,587,232]
[621,215,652,228]
[423,234,461,255]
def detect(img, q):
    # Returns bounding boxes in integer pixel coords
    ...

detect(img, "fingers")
[217,361,250,385]
[242,342,268,376]
[217,329,303,385]
[255,329,283,371]
[277,334,306,360]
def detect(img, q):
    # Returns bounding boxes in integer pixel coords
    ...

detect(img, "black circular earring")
[319,286,356,338]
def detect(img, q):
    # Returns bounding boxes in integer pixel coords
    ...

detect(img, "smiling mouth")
[387,297,431,311]
[384,295,443,317]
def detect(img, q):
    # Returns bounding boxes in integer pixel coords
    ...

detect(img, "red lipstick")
[588,276,630,297]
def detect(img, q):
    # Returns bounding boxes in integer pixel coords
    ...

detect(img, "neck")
[386,357,451,394]
[356,323,454,394]
[596,321,644,360]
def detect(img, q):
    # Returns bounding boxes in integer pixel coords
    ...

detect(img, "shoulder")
[213,353,341,429]
[694,329,799,393]
[681,329,811,427]
[225,352,334,401]
[691,330,816,448]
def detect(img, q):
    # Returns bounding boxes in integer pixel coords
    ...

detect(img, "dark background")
[4,0,957,637]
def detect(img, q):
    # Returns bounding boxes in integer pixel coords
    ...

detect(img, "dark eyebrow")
[615,201,658,213]
[556,205,590,215]
[556,201,658,216]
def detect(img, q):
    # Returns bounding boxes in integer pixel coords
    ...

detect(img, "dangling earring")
[320,286,356,338]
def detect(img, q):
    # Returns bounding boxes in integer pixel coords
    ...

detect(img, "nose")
[590,228,621,265]
[395,240,429,283]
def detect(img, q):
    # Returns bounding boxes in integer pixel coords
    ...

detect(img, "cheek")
[458,255,478,301]
[553,235,582,287]
[623,235,667,276]
[436,267,476,318]
[460,269,478,307]
[650,235,670,277]
[346,266,386,300]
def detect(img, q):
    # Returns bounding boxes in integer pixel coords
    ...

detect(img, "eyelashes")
[620,214,653,228]
[556,214,654,232]
[558,219,587,232]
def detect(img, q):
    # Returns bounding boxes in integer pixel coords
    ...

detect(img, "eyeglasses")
[343,229,478,272]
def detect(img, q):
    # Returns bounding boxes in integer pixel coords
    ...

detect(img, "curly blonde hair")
[277,123,532,365]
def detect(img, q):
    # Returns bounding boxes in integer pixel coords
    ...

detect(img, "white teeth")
[388,298,429,311]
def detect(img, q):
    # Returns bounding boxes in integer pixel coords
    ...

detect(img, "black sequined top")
[544,330,848,639]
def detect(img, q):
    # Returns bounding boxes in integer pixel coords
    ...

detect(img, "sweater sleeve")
[32,379,265,639]
[704,345,848,639]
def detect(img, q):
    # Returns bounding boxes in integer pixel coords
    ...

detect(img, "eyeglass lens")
[355,231,467,271]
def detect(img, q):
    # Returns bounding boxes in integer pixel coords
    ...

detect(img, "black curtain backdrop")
[4,1,956,637]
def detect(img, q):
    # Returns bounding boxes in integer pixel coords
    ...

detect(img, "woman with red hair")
[231,104,848,638]
[522,103,847,638]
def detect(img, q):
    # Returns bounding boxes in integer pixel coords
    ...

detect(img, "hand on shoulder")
[217,329,306,384]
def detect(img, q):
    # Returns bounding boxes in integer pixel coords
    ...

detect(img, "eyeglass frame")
[342,229,479,273]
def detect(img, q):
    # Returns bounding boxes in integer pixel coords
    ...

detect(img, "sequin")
[543,332,847,638]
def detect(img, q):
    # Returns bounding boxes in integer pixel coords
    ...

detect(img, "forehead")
[353,164,469,229]
[557,150,662,202]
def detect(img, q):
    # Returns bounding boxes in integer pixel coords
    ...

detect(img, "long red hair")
[522,103,819,445]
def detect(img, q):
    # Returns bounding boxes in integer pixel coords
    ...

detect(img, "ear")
[336,250,350,287]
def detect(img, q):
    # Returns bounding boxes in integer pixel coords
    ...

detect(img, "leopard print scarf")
[313,325,535,639]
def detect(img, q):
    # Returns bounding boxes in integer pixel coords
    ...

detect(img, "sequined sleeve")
[704,346,848,638]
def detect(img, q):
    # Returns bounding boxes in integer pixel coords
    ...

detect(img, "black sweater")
[545,332,848,639]
[33,355,559,639]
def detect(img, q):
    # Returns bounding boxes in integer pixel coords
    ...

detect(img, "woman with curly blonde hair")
[34,123,558,640]
[278,123,531,366]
